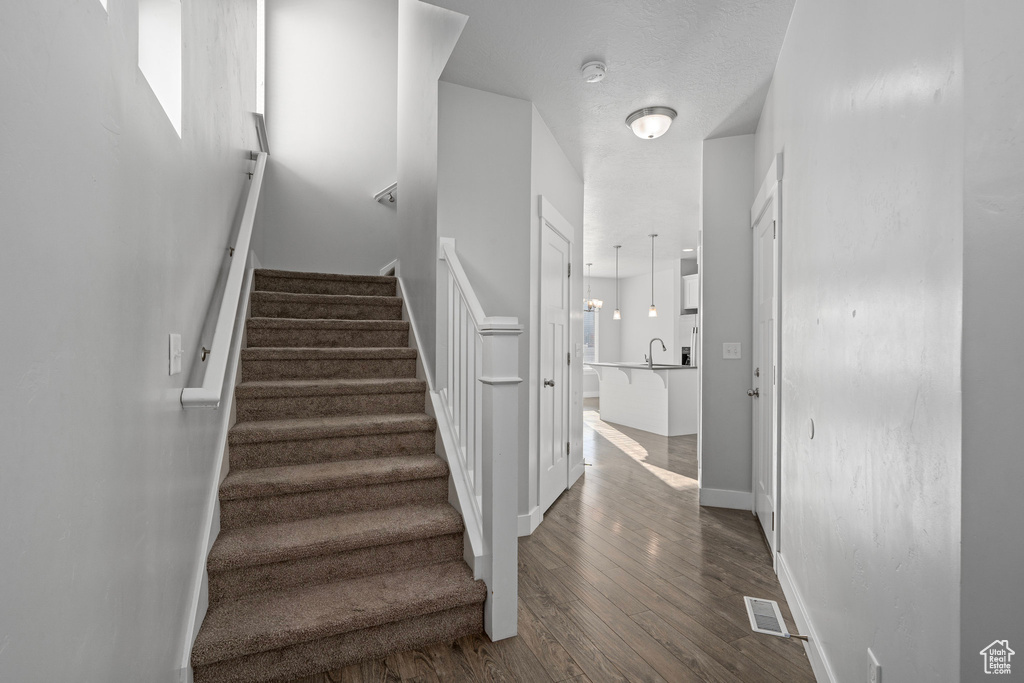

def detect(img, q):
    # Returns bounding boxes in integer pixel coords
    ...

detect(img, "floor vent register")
[743,596,808,641]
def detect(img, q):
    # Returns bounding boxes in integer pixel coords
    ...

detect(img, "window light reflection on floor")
[584,407,697,491]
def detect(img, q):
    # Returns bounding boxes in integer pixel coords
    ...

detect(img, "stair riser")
[235,391,425,422]
[250,299,402,320]
[208,534,463,606]
[255,274,396,297]
[220,477,449,529]
[229,430,436,470]
[246,328,409,349]
[193,603,483,683]
[242,358,417,382]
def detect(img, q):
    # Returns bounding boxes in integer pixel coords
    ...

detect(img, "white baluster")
[448,276,455,405]
[467,325,477,506]
[460,298,469,470]
[474,333,484,505]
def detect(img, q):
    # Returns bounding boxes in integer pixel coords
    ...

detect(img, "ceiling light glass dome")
[626,107,677,139]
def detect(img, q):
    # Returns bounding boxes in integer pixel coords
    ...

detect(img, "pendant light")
[613,245,622,320]
[648,234,658,317]
[585,264,603,311]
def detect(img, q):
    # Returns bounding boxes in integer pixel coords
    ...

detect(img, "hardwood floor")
[289,398,815,683]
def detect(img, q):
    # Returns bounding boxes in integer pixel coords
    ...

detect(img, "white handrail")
[440,240,520,334]
[437,238,522,640]
[181,152,268,408]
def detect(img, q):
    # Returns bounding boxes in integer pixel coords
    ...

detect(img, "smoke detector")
[581,61,606,83]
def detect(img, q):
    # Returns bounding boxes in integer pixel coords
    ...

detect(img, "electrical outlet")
[722,342,742,359]
[867,648,881,683]
[169,333,182,376]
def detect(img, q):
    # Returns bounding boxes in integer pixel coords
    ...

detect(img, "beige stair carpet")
[191,268,485,683]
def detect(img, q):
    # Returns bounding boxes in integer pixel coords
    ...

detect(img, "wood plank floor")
[289,398,815,683]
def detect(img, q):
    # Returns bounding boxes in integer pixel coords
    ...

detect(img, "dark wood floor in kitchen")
[291,398,815,683]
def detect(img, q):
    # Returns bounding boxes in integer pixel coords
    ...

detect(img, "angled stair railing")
[182,129,268,409]
[436,237,522,640]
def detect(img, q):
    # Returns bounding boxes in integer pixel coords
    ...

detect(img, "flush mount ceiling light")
[682,248,695,253]
[626,107,677,139]
[581,61,606,83]
[648,234,658,317]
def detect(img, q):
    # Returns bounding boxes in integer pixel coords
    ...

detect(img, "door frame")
[750,153,783,567]
[521,196,578,536]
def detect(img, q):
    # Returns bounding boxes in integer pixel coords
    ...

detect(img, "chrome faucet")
[648,337,666,369]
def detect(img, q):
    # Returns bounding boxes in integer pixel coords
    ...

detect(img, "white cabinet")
[682,273,699,310]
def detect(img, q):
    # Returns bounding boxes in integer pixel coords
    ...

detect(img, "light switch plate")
[723,342,742,359]
[169,333,182,375]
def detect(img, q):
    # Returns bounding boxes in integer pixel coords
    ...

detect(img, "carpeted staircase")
[191,269,486,683]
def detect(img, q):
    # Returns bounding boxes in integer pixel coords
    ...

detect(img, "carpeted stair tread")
[251,291,403,307]
[247,318,409,331]
[235,377,426,400]
[208,502,462,571]
[191,561,485,667]
[229,412,435,445]
[241,346,416,361]
[219,453,447,501]
[245,317,412,350]
[193,606,481,683]
[255,269,396,285]
[191,267,484,681]
[250,291,404,321]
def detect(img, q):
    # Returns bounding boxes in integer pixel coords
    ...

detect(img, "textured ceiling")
[432,0,795,278]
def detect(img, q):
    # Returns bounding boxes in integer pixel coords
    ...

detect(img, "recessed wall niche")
[138,0,182,136]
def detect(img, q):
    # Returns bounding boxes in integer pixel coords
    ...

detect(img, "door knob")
[544,379,556,387]
[747,388,759,398]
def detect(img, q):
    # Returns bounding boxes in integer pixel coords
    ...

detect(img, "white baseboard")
[517,506,543,537]
[698,487,753,510]
[777,553,836,683]
[178,255,258,682]
[583,390,600,398]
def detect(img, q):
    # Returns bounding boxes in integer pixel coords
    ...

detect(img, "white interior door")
[752,204,778,556]
[538,223,570,513]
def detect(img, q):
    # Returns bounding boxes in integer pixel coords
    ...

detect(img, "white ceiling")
[432,0,795,278]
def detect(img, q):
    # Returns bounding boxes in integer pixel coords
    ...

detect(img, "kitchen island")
[586,362,698,436]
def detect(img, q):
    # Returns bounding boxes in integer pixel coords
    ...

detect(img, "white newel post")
[478,324,522,640]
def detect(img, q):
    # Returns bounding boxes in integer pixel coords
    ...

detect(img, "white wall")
[0,1,256,680]
[528,106,585,526]
[699,135,754,500]
[436,80,533,516]
[754,0,963,680]
[396,0,467,386]
[961,2,1024,678]
[435,85,583,530]
[437,81,532,371]
[618,266,679,364]
[530,106,585,483]
[255,0,398,274]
